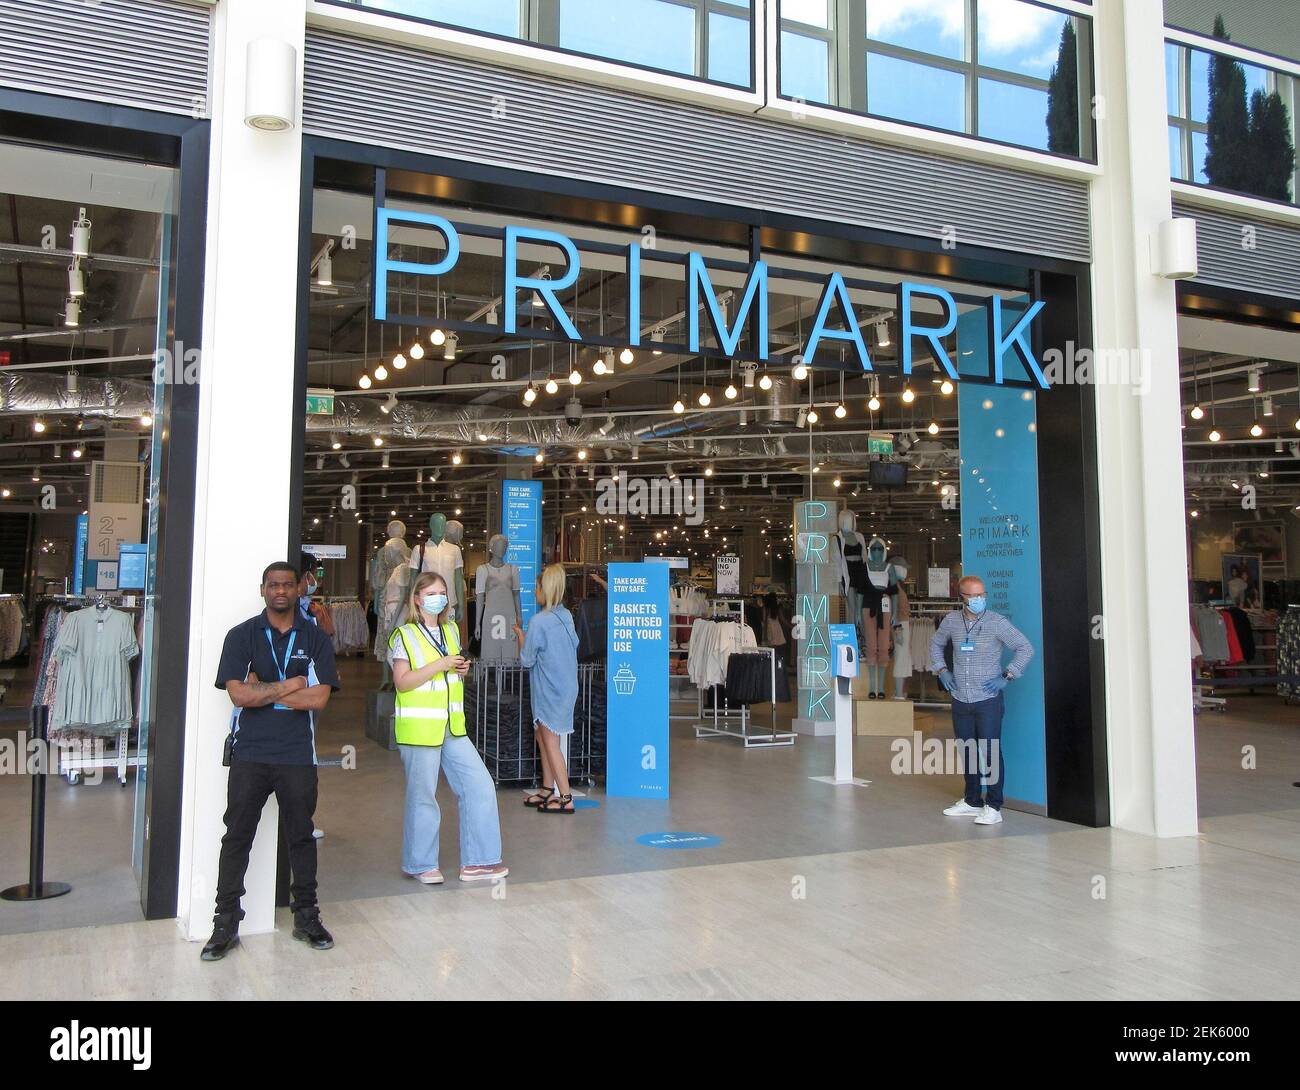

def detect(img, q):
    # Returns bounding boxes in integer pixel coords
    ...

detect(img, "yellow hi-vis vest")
[390,622,467,747]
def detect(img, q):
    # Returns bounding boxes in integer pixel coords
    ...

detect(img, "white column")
[1089,0,1199,837]
[176,0,308,940]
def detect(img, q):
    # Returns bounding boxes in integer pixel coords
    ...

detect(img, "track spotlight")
[68,264,85,298]
[64,298,80,327]
[796,407,808,428]
[381,392,398,414]
[1247,368,1262,393]
[651,329,664,354]
[875,321,890,348]
[443,332,458,361]
[71,208,91,257]
[330,434,341,450]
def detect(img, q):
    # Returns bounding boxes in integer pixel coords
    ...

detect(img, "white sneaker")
[312,829,325,840]
[412,869,444,885]
[942,799,982,817]
[973,806,1003,825]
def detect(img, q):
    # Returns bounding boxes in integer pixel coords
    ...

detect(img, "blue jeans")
[398,736,503,873]
[950,692,1005,811]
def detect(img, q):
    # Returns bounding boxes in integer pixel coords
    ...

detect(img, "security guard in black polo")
[201,561,340,962]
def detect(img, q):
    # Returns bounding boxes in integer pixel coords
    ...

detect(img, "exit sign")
[306,388,335,415]
[868,435,894,455]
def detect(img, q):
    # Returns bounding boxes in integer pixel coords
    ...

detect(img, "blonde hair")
[406,571,450,626]
[537,563,566,611]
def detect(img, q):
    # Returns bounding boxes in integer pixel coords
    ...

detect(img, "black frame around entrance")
[0,88,209,919]
[291,134,1110,827]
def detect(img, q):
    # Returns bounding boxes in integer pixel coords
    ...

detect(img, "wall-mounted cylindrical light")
[67,264,85,298]
[244,37,298,131]
[71,208,91,258]
[443,332,458,361]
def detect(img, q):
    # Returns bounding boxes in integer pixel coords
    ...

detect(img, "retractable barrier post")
[2,705,72,901]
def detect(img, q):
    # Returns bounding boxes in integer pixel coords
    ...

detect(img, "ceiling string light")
[1189,355,1205,420]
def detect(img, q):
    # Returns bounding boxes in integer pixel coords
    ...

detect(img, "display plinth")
[792,717,835,736]
[855,698,914,736]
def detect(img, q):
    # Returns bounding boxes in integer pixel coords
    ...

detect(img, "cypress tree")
[1204,15,1250,193]
[1248,88,1296,201]
[1046,21,1080,156]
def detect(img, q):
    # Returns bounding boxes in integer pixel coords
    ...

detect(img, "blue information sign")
[607,562,670,798]
[956,304,1047,808]
[73,514,88,595]
[501,479,543,628]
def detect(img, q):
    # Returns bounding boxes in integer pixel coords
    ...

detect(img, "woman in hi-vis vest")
[389,572,507,885]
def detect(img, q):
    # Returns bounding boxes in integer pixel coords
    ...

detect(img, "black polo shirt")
[215,610,340,766]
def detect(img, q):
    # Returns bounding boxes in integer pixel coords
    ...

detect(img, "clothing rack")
[694,645,795,748]
[58,727,139,786]
[894,598,953,710]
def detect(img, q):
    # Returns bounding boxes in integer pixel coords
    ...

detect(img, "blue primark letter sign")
[795,501,837,724]
[607,562,670,798]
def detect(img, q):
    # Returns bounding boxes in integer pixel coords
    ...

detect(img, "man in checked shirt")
[929,575,1034,826]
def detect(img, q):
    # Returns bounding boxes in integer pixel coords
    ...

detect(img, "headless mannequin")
[373,519,411,685]
[834,510,867,647]
[410,513,468,647]
[475,533,523,661]
[860,536,894,699]
[888,556,912,700]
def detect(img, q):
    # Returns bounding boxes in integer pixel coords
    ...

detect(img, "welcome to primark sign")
[372,206,1050,387]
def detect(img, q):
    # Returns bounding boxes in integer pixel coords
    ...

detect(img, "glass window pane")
[559,0,697,77]
[1190,49,1210,123]
[360,0,522,37]
[977,0,1069,81]
[867,52,966,131]
[1192,129,1208,183]
[1168,124,1185,179]
[781,30,831,103]
[978,78,1049,150]
[708,11,751,87]
[866,0,966,62]
[1165,42,1181,118]
[782,0,829,28]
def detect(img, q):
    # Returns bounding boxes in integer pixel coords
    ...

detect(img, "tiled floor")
[2,660,1299,997]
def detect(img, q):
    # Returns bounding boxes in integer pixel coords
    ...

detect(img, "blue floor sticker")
[636,831,722,850]
[573,799,601,810]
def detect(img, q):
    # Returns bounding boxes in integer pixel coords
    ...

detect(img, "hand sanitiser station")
[811,638,871,788]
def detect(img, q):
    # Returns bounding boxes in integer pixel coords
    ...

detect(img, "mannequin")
[887,555,912,700]
[371,521,411,677]
[475,533,522,661]
[833,510,868,645]
[409,512,467,645]
[859,535,894,700]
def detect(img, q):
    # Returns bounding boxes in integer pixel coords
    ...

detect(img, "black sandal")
[524,787,555,808]
[539,793,575,815]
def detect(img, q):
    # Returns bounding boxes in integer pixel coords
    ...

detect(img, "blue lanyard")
[418,622,447,658]
[962,615,982,639]
[264,628,297,680]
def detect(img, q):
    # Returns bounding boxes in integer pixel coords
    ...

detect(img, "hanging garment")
[892,620,913,678]
[1277,608,1300,698]
[574,595,607,664]
[1192,606,1231,664]
[49,607,139,739]
[725,652,774,705]
[31,605,68,711]
[477,562,521,662]
[1224,607,1255,662]
[908,617,937,669]
[0,599,25,662]
[329,600,369,654]
[1218,608,1244,664]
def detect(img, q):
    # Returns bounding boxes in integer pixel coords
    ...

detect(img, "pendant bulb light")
[409,341,424,361]
[358,374,372,389]
[430,328,447,346]
[545,377,559,395]
[374,364,388,382]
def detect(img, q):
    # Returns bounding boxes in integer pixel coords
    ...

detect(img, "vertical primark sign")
[795,501,838,728]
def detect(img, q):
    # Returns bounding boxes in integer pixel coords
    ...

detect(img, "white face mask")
[422,593,448,615]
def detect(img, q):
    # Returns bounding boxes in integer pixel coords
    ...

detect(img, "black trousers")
[214,760,318,922]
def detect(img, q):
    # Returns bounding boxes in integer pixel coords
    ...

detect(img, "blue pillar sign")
[956,304,1047,808]
[73,513,89,595]
[606,562,669,798]
[501,479,542,627]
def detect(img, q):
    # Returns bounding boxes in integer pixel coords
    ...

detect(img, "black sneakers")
[292,913,335,950]
[200,917,240,962]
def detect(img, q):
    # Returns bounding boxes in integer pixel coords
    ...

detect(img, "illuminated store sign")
[372,207,1049,388]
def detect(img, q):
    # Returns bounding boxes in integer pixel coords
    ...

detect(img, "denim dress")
[520,607,580,736]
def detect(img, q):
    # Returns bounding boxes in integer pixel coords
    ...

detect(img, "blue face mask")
[422,593,448,615]
[966,595,987,615]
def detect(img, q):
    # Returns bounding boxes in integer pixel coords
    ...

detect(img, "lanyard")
[962,614,982,639]
[264,628,297,680]
[418,622,448,659]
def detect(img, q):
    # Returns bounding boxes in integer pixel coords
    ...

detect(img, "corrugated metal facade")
[1174,199,1300,302]
[301,27,1092,264]
[0,0,211,117]
[1165,0,1300,66]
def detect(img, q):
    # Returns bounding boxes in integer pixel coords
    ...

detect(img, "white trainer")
[942,799,982,817]
[974,806,1003,825]
[413,869,444,885]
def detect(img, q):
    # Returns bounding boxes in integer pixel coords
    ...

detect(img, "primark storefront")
[1,0,1253,940]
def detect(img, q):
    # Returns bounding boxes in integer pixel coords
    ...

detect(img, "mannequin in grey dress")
[475,533,522,662]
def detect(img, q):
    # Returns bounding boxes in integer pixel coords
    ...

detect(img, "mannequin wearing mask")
[887,556,912,700]
[834,510,868,646]
[859,536,894,700]
[409,512,467,646]
[475,534,522,662]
